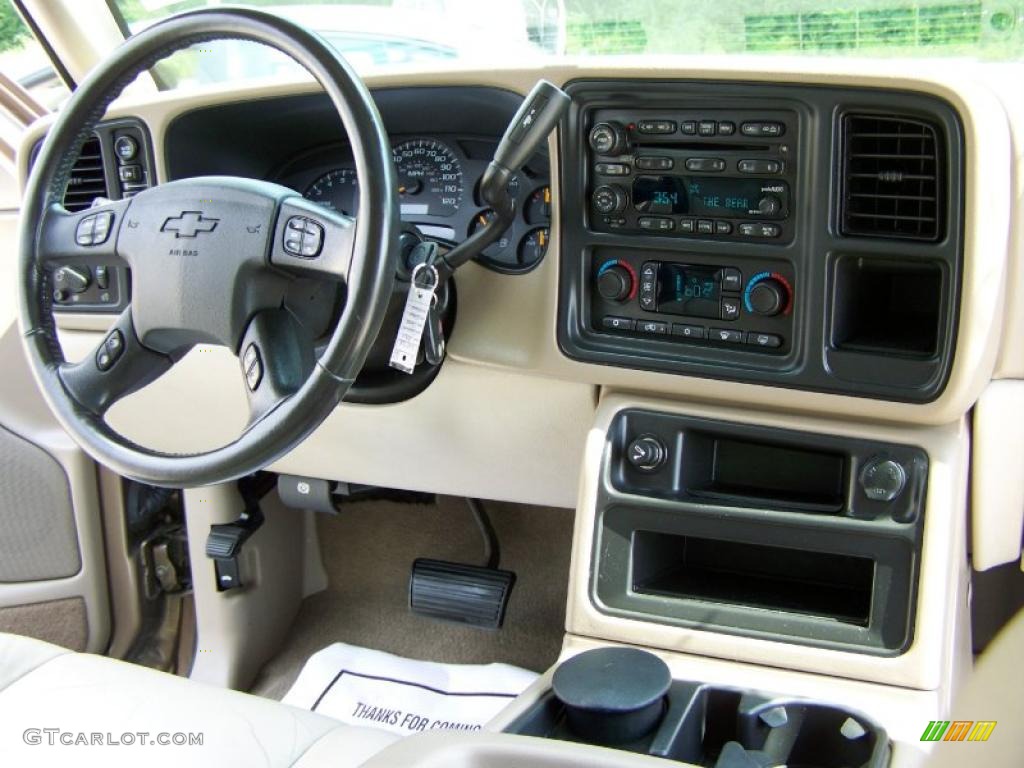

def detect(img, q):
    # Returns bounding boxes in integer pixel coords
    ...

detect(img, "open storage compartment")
[831,255,944,357]
[632,531,874,626]
[600,410,928,653]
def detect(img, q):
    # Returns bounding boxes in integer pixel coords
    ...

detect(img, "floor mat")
[251,495,573,700]
[283,642,538,735]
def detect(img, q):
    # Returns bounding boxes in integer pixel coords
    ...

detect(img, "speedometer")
[392,139,463,218]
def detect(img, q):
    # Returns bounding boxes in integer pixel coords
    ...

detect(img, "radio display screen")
[633,175,781,218]
[657,264,721,318]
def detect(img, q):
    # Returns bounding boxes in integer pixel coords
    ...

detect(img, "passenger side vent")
[840,114,943,241]
[62,135,108,212]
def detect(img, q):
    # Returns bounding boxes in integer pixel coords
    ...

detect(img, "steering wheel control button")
[242,343,263,391]
[75,211,114,246]
[114,135,138,161]
[283,216,324,258]
[95,332,124,372]
[627,435,668,472]
[860,457,907,502]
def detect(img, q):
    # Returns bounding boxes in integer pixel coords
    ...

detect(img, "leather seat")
[0,632,398,767]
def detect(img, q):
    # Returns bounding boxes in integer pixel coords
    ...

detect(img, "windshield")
[109,0,1023,90]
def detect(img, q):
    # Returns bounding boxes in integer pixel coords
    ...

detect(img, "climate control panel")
[591,250,794,353]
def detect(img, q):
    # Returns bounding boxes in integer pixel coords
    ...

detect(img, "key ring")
[410,263,439,291]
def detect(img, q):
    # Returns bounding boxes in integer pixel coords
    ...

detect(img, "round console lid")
[552,647,671,744]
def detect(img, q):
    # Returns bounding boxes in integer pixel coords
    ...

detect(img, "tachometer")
[392,139,463,217]
[305,167,359,216]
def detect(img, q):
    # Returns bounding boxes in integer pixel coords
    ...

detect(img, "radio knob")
[597,265,634,302]
[748,278,787,317]
[589,122,628,155]
[592,184,627,215]
[757,194,782,217]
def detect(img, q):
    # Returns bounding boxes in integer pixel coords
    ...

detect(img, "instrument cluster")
[276,135,551,273]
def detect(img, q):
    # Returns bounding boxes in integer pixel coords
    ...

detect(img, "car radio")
[586,108,797,243]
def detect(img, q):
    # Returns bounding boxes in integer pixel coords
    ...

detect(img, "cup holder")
[506,648,889,768]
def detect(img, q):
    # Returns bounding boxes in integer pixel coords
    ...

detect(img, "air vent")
[62,136,107,212]
[841,114,943,241]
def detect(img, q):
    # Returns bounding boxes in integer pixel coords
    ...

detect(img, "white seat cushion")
[0,632,398,768]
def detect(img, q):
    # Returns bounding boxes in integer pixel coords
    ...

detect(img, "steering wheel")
[17,8,398,488]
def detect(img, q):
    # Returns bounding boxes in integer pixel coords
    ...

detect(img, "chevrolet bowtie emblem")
[161,211,219,238]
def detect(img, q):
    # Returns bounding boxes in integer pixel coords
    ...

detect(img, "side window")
[0,1,69,111]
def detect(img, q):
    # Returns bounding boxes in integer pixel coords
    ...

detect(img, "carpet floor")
[250,494,575,700]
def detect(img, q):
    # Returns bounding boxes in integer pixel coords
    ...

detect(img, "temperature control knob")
[589,122,628,155]
[598,266,634,302]
[592,184,627,215]
[747,278,788,317]
[757,194,782,217]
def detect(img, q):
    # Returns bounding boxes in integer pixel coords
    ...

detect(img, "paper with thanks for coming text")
[282,642,538,736]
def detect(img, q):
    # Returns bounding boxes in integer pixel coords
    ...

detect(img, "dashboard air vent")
[841,114,942,241]
[62,136,107,212]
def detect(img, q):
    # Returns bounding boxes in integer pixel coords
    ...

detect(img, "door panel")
[0,122,110,653]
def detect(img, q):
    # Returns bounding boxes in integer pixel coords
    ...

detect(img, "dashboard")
[272,134,551,273]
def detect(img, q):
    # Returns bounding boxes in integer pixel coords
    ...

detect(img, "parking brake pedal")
[409,499,516,629]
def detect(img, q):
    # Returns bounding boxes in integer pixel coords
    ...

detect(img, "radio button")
[738,158,782,174]
[638,216,674,232]
[685,157,726,172]
[721,298,741,321]
[680,120,697,135]
[672,324,706,340]
[741,121,785,137]
[697,219,714,234]
[739,222,782,238]
[714,220,732,235]
[638,120,676,135]
[746,332,783,349]
[718,121,736,136]
[638,320,668,335]
[678,218,696,233]
[595,162,630,176]
[721,268,743,292]
[602,316,636,331]
[635,156,673,170]
[711,328,744,344]
[698,120,717,136]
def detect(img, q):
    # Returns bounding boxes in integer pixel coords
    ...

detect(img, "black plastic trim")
[593,409,927,655]
[557,79,965,403]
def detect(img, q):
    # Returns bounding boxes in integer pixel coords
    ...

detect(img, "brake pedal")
[410,559,515,629]
[408,498,515,629]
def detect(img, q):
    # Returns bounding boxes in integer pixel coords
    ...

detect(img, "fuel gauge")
[525,185,551,224]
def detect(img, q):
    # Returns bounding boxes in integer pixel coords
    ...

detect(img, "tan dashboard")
[18,58,1022,509]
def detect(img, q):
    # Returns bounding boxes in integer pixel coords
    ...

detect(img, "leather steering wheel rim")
[17,8,399,488]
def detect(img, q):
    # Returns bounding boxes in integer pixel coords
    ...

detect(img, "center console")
[557,81,965,402]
